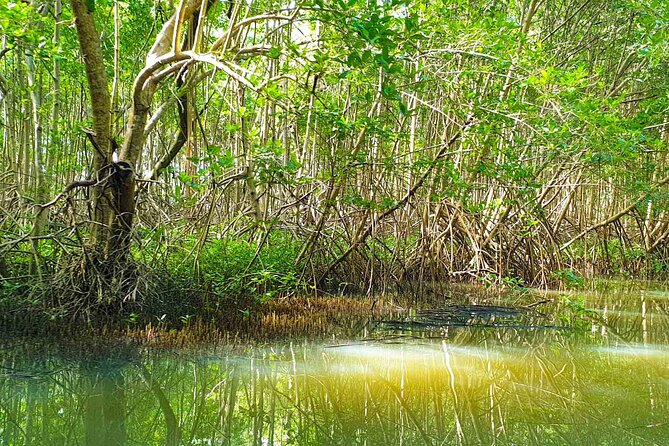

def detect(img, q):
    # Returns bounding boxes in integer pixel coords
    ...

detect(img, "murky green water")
[2,282,669,445]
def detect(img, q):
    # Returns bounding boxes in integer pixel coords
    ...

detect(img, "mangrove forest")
[0,0,669,444]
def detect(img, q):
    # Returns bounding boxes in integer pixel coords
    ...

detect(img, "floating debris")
[376,304,569,333]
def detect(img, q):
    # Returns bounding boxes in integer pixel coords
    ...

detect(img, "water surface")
[2,282,669,445]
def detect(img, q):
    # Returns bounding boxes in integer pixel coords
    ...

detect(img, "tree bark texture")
[70,0,115,257]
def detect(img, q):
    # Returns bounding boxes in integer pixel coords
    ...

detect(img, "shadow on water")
[2,281,669,445]
[373,302,569,336]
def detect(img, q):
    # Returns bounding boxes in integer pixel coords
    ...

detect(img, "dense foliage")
[0,0,667,322]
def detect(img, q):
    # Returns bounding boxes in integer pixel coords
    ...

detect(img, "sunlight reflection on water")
[2,282,669,445]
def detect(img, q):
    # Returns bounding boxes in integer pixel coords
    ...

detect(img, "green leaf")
[381,84,399,99]
[268,47,281,59]
[398,101,408,116]
[346,52,362,67]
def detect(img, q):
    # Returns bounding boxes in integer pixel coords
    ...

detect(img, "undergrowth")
[0,226,667,331]
[0,230,311,329]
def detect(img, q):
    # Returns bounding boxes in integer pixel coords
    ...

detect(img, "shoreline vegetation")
[1,0,668,331]
[2,279,664,345]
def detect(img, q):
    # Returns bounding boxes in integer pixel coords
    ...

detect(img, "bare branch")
[560,174,669,251]
[39,180,97,210]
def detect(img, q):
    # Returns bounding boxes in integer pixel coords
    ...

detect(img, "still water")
[2,282,669,445]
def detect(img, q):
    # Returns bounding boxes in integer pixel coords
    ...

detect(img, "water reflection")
[2,282,669,445]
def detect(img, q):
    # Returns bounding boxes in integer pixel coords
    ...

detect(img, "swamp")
[0,0,668,444]
[3,282,669,445]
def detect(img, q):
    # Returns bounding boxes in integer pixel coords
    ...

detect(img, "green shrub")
[164,230,309,302]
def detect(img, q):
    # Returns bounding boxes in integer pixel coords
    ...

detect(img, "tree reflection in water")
[2,283,669,445]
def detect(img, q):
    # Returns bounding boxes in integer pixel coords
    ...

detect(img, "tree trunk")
[70,0,115,257]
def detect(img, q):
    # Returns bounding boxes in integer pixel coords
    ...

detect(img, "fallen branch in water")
[524,299,553,309]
